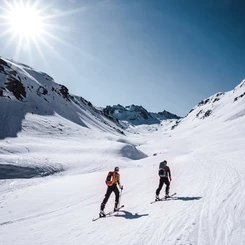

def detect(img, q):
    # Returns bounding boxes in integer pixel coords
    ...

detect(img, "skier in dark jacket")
[99,166,123,217]
[155,160,172,200]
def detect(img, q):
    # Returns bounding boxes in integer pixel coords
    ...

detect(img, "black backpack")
[159,161,167,177]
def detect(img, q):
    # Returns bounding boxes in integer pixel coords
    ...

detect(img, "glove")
[169,177,172,181]
[121,185,123,190]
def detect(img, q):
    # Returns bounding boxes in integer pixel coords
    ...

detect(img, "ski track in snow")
[0,117,245,244]
[193,154,245,245]
[1,147,245,245]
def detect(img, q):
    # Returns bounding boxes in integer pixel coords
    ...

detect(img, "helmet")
[163,160,167,164]
[114,166,119,172]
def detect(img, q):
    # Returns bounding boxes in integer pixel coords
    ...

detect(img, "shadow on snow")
[114,210,149,219]
[0,164,64,179]
[173,196,202,201]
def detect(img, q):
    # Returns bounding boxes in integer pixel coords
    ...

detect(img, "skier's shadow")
[173,196,202,201]
[114,210,149,219]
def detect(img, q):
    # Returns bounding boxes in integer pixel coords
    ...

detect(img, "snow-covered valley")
[0,110,245,245]
[1,58,245,245]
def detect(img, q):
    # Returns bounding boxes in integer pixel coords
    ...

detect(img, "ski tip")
[150,200,157,204]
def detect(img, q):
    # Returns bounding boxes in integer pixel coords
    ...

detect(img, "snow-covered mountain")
[0,57,179,140]
[104,104,180,126]
[0,58,124,140]
[171,79,245,132]
[1,57,245,245]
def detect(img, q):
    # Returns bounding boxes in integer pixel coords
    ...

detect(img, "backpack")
[159,167,167,177]
[159,161,167,177]
[105,171,117,186]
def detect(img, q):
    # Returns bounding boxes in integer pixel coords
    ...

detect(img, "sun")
[2,1,45,40]
[0,0,85,65]
[0,0,57,62]
[8,4,43,38]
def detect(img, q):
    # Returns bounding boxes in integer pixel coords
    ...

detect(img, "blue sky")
[0,0,245,116]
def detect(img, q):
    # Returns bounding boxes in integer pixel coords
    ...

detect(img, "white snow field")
[1,108,245,245]
[1,59,245,244]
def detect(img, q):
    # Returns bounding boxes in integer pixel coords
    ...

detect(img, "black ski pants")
[101,184,119,210]
[156,177,170,196]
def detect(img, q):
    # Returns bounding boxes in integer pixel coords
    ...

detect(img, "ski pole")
[119,188,123,206]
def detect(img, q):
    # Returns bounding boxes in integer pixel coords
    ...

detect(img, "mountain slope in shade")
[104,104,180,126]
[0,58,124,139]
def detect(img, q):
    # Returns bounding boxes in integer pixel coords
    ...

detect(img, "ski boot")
[155,195,160,201]
[114,202,120,212]
[99,210,106,217]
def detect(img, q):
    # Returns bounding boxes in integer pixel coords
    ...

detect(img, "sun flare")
[0,0,85,65]
[9,5,43,38]
[0,0,56,61]
[2,1,45,39]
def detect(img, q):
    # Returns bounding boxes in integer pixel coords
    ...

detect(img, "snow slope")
[0,58,124,140]
[1,58,245,244]
[1,116,245,245]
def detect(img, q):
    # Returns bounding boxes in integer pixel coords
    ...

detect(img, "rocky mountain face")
[104,104,180,126]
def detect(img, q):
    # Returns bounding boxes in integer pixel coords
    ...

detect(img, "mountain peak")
[235,79,245,90]
[105,104,180,126]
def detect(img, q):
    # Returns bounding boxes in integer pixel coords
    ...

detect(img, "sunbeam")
[0,0,85,65]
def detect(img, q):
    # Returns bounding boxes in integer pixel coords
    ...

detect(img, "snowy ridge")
[171,79,245,132]
[234,79,245,90]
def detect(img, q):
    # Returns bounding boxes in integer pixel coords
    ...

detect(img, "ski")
[92,205,124,221]
[150,193,177,204]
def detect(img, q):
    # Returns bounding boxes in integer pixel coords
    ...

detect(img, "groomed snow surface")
[0,112,245,245]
